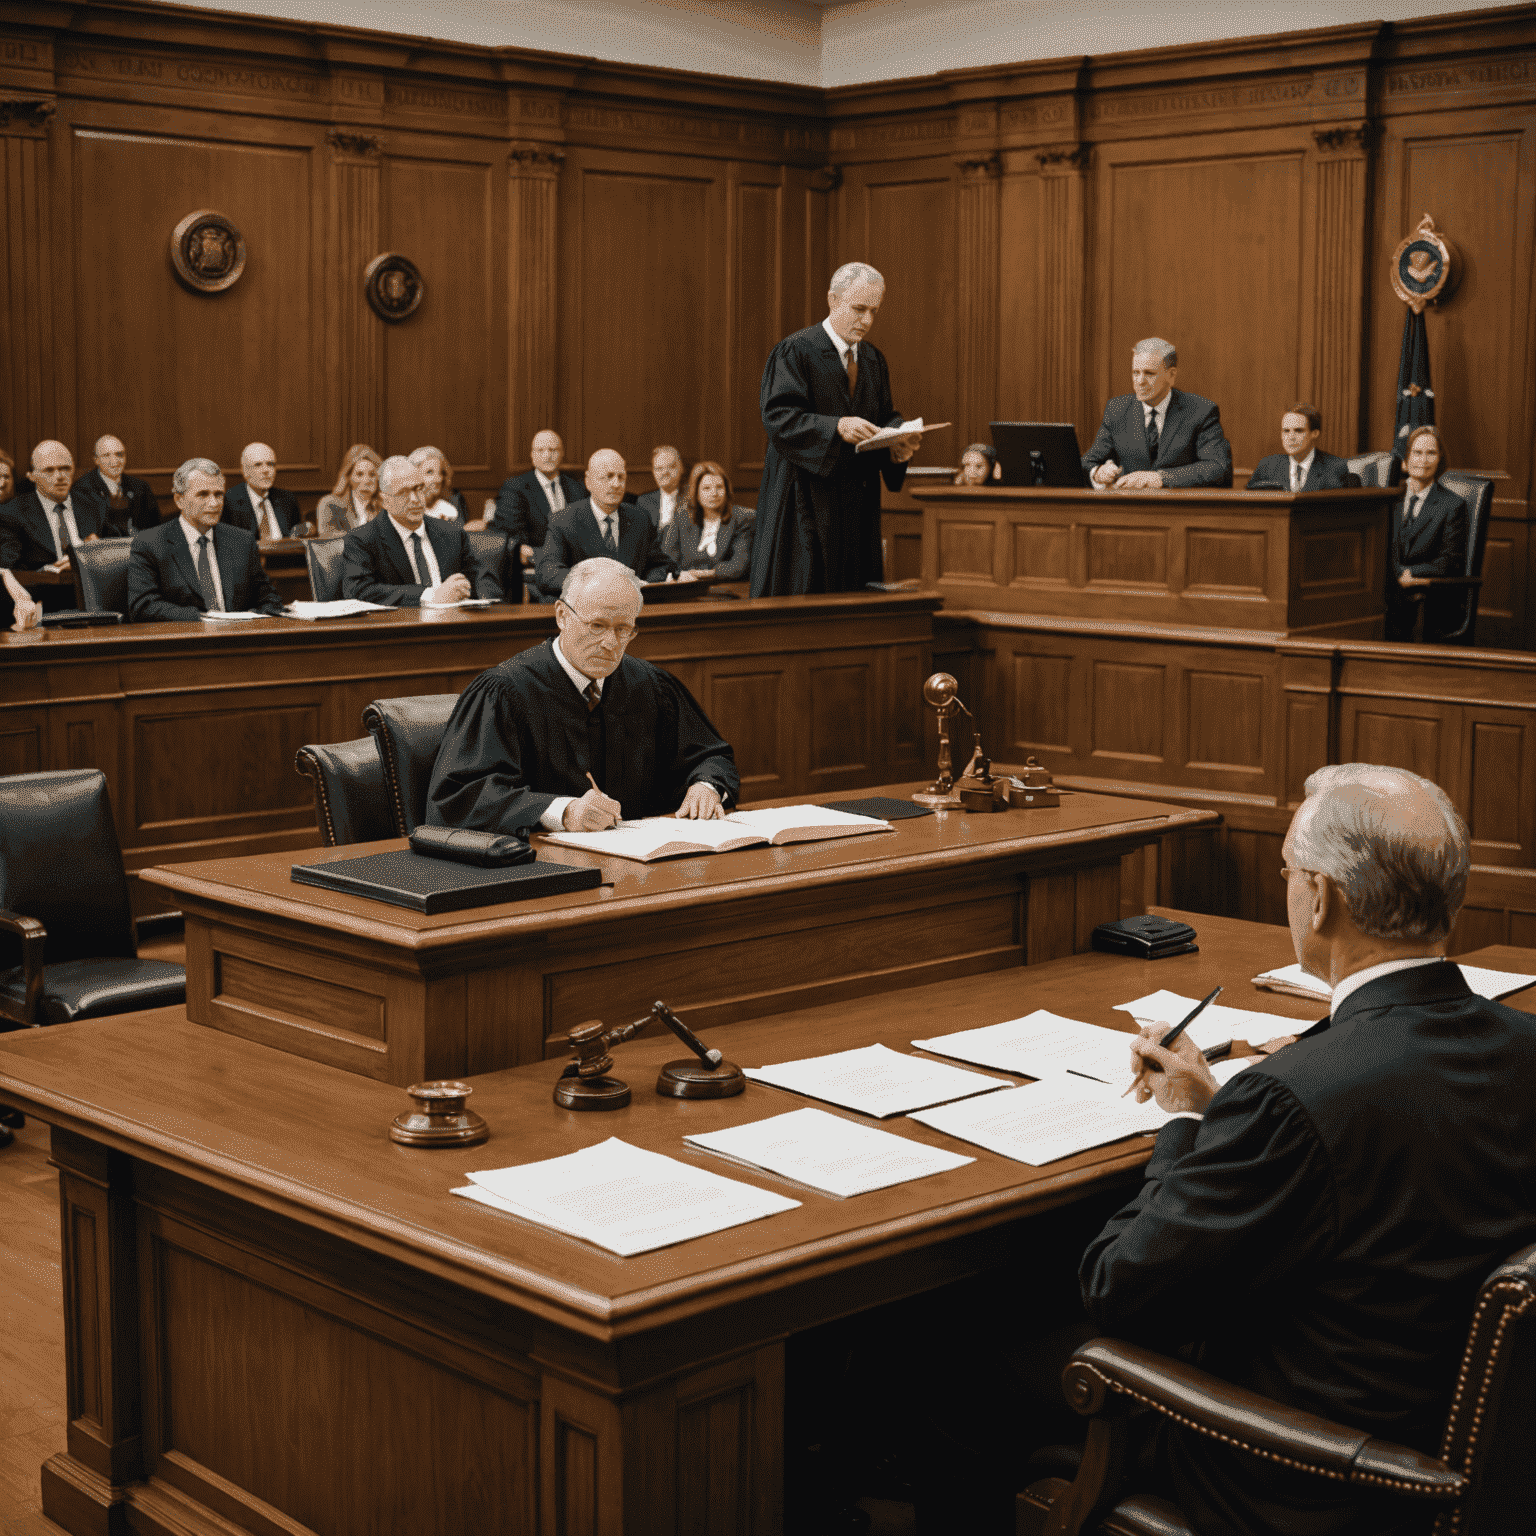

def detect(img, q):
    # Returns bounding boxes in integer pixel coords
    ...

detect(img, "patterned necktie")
[410,531,426,583]
[846,344,858,395]
[584,680,601,712]
[1144,407,1160,463]
[260,497,277,539]
[603,514,618,552]
[1291,461,1302,492]
[195,534,220,610]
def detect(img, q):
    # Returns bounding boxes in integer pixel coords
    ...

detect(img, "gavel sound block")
[555,1001,746,1111]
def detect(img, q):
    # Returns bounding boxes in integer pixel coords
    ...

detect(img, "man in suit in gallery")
[493,429,584,570]
[636,444,685,533]
[535,449,675,601]
[341,455,502,608]
[1082,338,1233,489]
[1246,403,1361,491]
[0,440,111,614]
[126,457,285,621]
[71,434,162,534]
[221,442,302,540]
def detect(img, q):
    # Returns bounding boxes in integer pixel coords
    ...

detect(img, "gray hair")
[1292,763,1469,942]
[172,457,223,495]
[829,261,884,296]
[408,445,446,468]
[377,454,418,494]
[560,556,644,607]
[1132,337,1177,366]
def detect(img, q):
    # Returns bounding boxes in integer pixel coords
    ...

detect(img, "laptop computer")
[990,422,1090,489]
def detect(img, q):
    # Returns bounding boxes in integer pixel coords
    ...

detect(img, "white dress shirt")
[590,502,621,548]
[351,492,373,525]
[100,474,123,499]
[538,472,566,514]
[822,314,855,372]
[539,637,605,832]
[1143,391,1172,441]
[178,515,225,611]
[1330,955,1444,1011]
[389,514,444,596]
[1288,449,1316,491]
[1403,485,1432,522]
[655,489,679,529]
[698,515,722,558]
[247,486,283,539]
[39,497,83,560]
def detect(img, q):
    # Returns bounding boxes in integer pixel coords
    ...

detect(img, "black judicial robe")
[750,324,908,596]
[425,640,739,837]
[1080,963,1536,1536]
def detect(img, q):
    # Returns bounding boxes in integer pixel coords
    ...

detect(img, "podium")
[912,484,1400,637]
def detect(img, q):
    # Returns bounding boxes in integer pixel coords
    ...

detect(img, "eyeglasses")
[561,604,637,645]
[1279,866,1317,885]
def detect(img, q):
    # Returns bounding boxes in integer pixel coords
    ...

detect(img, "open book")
[541,803,892,863]
[854,417,951,453]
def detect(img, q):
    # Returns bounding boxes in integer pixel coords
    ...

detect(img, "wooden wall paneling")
[1460,703,1536,868]
[953,149,1000,451]
[1308,124,1371,454]
[1,107,58,465]
[327,129,383,465]
[506,140,564,470]
[1034,144,1091,435]
[996,156,1040,425]
[732,165,783,487]
[1451,865,1536,952]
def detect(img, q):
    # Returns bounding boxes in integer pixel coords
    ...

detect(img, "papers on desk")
[542,805,893,864]
[283,599,391,620]
[452,1137,799,1257]
[423,597,500,608]
[685,1108,973,1198]
[1251,960,1536,1004]
[1114,989,1300,1051]
[742,1043,1008,1119]
[910,1076,1174,1166]
[198,610,265,622]
[914,1009,1137,1085]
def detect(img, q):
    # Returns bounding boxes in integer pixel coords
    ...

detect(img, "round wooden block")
[911,789,959,808]
[655,1059,746,1099]
[553,1074,632,1111]
[390,1080,488,1147]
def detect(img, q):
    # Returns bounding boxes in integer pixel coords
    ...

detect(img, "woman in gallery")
[314,444,383,536]
[663,460,755,581]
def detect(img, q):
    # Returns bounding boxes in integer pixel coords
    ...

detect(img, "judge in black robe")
[751,264,916,596]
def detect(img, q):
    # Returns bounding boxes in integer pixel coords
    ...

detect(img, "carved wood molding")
[1035,143,1093,173]
[1311,122,1376,155]
[325,128,383,158]
[808,164,842,192]
[954,153,1001,181]
[0,98,57,129]
[508,143,565,179]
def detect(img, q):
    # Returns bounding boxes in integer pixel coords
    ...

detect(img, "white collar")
[40,494,70,516]
[246,482,271,501]
[536,469,560,488]
[387,512,426,543]
[1330,955,1444,1011]
[552,635,603,697]
[100,473,122,495]
[822,314,854,365]
[178,514,212,545]
[1142,391,1172,425]
[1290,449,1316,472]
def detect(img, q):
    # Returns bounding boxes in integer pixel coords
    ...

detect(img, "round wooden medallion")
[170,209,246,294]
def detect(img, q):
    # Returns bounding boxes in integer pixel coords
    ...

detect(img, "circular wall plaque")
[364,252,424,322]
[170,210,246,293]
[1390,213,1456,314]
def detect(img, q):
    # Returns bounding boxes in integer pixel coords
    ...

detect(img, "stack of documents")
[913,1009,1139,1085]
[284,599,390,621]
[453,1137,799,1256]
[685,1108,973,1198]
[1115,990,1302,1050]
[1252,960,1536,1004]
[743,1043,1007,1118]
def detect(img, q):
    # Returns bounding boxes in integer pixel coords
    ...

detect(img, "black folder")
[291,850,602,914]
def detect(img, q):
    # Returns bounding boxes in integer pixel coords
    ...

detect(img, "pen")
[1122,986,1223,1097]
[586,772,601,794]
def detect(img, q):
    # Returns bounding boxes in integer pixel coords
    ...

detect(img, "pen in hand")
[1122,985,1223,1098]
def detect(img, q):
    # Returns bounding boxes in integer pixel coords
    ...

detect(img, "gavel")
[554,1001,743,1110]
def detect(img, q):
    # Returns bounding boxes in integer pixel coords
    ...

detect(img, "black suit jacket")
[1246,450,1360,491]
[221,482,301,539]
[126,518,283,622]
[1387,480,1469,642]
[662,507,756,580]
[493,469,584,550]
[1082,963,1536,1535]
[535,500,676,600]
[0,489,111,568]
[340,513,502,607]
[1082,389,1233,487]
[70,469,162,534]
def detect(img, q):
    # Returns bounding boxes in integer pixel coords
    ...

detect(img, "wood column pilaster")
[1,95,57,453]
[326,128,384,464]
[508,143,564,465]
[954,153,1001,450]
[1034,144,1091,431]
[1310,123,1373,452]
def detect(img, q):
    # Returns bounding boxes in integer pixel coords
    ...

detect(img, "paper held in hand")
[854,417,951,453]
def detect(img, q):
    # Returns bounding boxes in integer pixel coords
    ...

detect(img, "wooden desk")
[140,786,1219,1083]
[7,912,1462,1536]
[0,592,938,889]
[912,484,1399,637]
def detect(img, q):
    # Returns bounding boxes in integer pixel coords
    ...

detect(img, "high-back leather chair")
[1018,1239,1536,1536]
[304,535,348,602]
[466,528,520,604]
[1434,471,1494,645]
[1348,449,1401,488]
[71,537,133,613]
[294,737,395,846]
[0,769,186,1025]
[362,694,458,835]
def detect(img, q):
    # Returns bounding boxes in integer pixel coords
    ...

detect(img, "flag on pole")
[1393,308,1434,471]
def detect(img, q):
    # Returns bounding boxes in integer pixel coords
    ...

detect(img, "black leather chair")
[1348,449,1401,488]
[466,528,520,604]
[71,537,133,613]
[1430,471,1494,645]
[304,534,347,602]
[1018,1240,1536,1536]
[0,769,186,1027]
[362,694,458,835]
[294,737,395,846]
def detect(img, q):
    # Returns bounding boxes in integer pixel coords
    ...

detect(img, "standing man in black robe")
[426,557,739,837]
[751,261,919,596]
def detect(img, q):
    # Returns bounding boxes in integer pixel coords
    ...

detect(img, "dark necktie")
[846,345,858,395]
[603,514,618,552]
[195,534,220,610]
[410,531,425,583]
[1291,461,1302,492]
[1144,407,1160,463]
[584,680,601,712]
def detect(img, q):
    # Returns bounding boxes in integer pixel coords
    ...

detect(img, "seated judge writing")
[1063,764,1536,1536]
[637,444,685,532]
[0,441,110,617]
[126,457,284,621]
[1385,424,1468,644]
[1082,337,1233,489]
[662,460,755,580]
[492,429,582,559]
[221,442,301,540]
[71,434,162,534]
[535,448,675,601]
[1247,403,1360,491]
[340,455,502,607]
[313,444,382,537]
[410,445,469,521]
[427,557,738,835]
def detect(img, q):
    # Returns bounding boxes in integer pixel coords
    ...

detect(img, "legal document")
[913,1009,1138,1084]
[743,1043,1008,1118]
[1252,960,1536,1004]
[283,599,391,620]
[1114,989,1302,1051]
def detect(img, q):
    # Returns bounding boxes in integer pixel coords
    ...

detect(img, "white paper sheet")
[1113,990,1300,1050]
[685,1107,973,1198]
[913,1009,1135,1085]
[283,599,391,620]
[453,1137,799,1257]
[1208,1055,1258,1085]
[198,610,264,621]
[910,1077,1172,1166]
[1252,960,1536,1004]
[423,596,500,608]
[727,804,892,841]
[742,1043,1008,1119]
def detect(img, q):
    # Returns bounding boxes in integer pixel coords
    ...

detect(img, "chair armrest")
[1417,576,1483,588]
[0,908,47,1025]
[1064,1340,1464,1500]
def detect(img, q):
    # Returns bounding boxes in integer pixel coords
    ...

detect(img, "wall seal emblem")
[170,209,245,293]
[1390,213,1457,313]
[364,252,424,321]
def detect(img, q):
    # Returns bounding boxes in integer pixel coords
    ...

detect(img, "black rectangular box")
[291,850,602,914]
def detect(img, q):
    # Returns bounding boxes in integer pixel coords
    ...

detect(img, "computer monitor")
[990,422,1090,489]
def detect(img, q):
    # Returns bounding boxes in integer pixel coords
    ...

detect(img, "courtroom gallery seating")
[71,536,133,613]
[466,527,521,605]
[1435,471,1495,645]
[294,738,395,846]
[1016,1241,1536,1535]
[0,769,185,1026]
[303,534,347,602]
[1347,449,1401,488]
[363,693,458,835]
